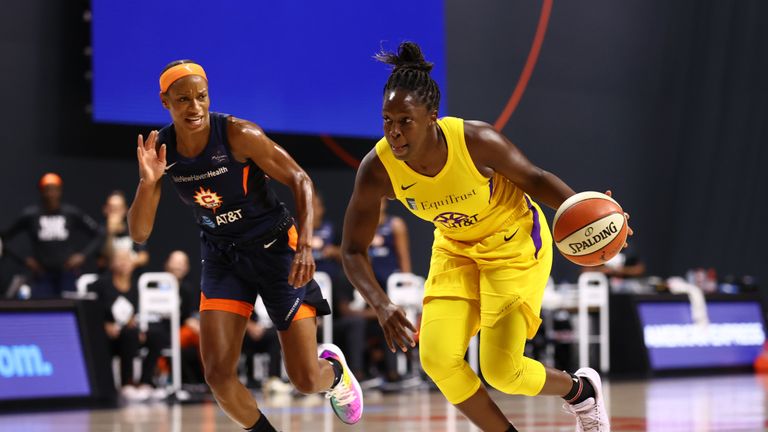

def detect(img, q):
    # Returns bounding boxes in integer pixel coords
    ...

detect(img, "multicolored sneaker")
[563,368,610,431]
[318,343,364,424]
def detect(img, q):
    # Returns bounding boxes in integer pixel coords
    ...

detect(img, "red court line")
[320,134,361,169]
[493,0,553,132]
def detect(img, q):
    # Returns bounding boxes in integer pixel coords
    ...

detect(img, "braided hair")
[375,42,441,112]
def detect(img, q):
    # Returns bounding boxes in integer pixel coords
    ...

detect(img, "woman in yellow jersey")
[342,42,627,432]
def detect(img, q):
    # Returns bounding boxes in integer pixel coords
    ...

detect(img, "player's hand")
[246,321,266,340]
[104,323,121,339]
[25,257,43,274]
[288,244,315,288]
[64,253,86,270]
[136,130,166,185]
[376,302,417,353]
[605,190,633,248]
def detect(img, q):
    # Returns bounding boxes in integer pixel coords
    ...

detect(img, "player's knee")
[203,366,237,392]
[481,355,541,396]
[420,343,464,382]
[288,370,321,394]
[482,361,526,395]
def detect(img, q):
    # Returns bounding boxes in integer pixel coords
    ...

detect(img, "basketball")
[553,191,628,266]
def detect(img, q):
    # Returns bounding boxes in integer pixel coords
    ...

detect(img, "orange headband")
[159,63,207,93]
[39,173,62,189]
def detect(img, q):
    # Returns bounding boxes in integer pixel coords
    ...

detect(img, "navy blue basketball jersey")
[312,220,340,278]
[369,216,399,286]
[159,112,290,242]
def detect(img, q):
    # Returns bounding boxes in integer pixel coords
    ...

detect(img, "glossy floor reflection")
[1,374,766,431]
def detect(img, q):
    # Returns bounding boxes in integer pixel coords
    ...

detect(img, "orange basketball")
[553,191,628,266]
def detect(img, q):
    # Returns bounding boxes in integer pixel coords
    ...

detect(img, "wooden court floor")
[1,374,766,432]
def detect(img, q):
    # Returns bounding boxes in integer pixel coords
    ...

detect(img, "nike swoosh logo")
[263,239,277,248]
[504,228,520,242]
[400,182,417,190]
[164,162,178,172]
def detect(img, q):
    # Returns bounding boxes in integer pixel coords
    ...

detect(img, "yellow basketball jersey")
[375,117,529,242]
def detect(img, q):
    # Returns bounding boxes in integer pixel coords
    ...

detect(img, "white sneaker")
[263,377,294,395]
[150,387,168,400]
[121,385,150,402]
[563,368,610,432]
[134,384,153,402]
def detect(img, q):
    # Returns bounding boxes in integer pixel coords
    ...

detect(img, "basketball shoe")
[563,367,610,431]
[318,343,363,424]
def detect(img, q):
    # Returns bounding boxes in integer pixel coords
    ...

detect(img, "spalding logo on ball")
[552,191,628,266]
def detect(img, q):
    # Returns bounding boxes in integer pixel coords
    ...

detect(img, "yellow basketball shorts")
[420,200,553,403]
[424,199,553,338]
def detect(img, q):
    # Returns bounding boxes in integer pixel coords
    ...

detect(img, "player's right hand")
[136,130,166,184]
[376,302,417,353]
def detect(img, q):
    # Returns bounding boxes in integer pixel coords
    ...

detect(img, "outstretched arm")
[465,121,575,210]
[341,150,416,352]
[466,121,633,246]
[128,130,165,244]
[228,118,314,288]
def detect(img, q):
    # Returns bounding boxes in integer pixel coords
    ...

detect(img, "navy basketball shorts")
[199,225,330,330]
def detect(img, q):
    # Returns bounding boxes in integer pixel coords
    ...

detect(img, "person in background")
[369,198,412,288]
[311,192,342,278]
[92,248,165,401]
[587,244,646,293]
[165,250,204,385]
[0,173,103,298]
[98,190,150,271]
[311,192,367,381]
[242,309,292,395]
[368,199,412,383]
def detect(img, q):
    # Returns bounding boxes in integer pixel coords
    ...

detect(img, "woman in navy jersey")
[127,61,362,431]
[369,199,411,287]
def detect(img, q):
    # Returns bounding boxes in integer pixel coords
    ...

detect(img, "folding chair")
[577,271,610,372]
[61,273,99,300]
[137,272,182,395]
[386,272,425,376]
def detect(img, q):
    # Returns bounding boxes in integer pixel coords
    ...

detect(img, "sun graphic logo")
[193,187,223,212]
[433,212,479,229]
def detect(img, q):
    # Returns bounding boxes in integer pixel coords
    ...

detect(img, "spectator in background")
[311,192,367,381]
[367,199,412,383]
[311,192,341,277]
[92,248,165,401]
[0,173,103,298]
[369,199,411,286]
[241,309,292,394]
[98,191,149,271]
[165,250,204,385]
[587,245,646,292]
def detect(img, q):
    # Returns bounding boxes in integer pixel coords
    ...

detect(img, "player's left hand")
[288,244,315,288]
[605,190,633,248]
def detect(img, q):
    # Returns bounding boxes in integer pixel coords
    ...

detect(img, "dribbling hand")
[136,130,167,184]
[605,190,634,248]
[377,302,417,353]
